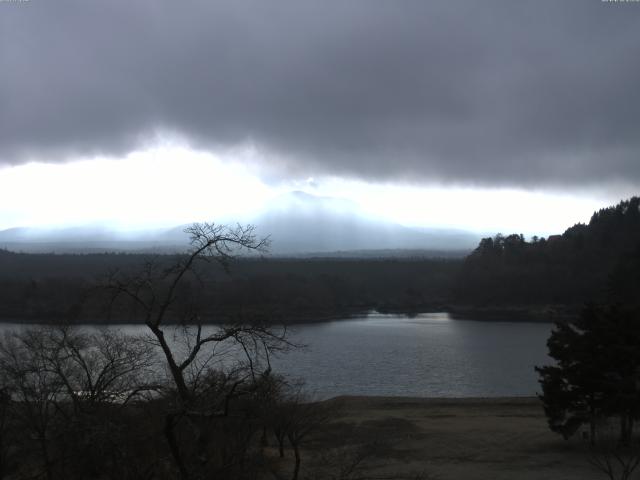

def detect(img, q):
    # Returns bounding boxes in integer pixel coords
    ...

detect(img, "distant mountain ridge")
[244,191,479,254]
[0,191,481,255]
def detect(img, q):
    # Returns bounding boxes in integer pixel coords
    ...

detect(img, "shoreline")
[0,303,578,325]
[326,394,540,403]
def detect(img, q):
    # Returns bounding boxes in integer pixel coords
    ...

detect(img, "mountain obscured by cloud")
[245,191,480,253]
[0,225,181,254]
[1,1,639,187]
[0,192,481,255]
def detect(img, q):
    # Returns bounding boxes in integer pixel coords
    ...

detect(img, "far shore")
[0,303,579,325]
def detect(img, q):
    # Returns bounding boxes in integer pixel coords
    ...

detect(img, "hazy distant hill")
[244,191,480,254]
[0,225,184,254]
[0,191,481,255]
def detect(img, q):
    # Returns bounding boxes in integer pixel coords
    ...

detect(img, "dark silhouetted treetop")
[537,303,640,445]
[456,197,640,307]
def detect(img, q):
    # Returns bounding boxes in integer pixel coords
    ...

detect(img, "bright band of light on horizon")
[0,145,628,237]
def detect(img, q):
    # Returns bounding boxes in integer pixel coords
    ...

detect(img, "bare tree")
[104,222,293,479]
[37,326,158,407]
[310,442,431,480]
[267,383,333,480]
[0,387,11,479]
[0,329,67,480]
[0,223,295,480]
[0,325,159,480]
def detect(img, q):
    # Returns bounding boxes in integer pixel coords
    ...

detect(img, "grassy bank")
[272,396,602,480]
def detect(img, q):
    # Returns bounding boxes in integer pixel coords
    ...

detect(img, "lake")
[271,312,553,398]
[0,312,553,399]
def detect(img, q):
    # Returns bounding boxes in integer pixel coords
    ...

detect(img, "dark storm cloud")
[1,0,639,186]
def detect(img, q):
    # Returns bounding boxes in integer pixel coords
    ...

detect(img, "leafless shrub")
[0,325,160,480]
[588,421,640,480]
[309,442,433,480]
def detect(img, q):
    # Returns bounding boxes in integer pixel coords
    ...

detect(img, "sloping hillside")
[455,197,640,308]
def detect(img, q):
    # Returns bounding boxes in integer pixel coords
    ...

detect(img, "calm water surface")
[271,312,552,398]
[1,312,553,399]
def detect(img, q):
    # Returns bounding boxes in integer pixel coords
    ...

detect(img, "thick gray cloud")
[1,0,639,186]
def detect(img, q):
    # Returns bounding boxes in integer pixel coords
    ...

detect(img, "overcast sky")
[0,0,639,234]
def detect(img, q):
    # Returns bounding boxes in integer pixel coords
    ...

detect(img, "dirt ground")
[272,396,608,480]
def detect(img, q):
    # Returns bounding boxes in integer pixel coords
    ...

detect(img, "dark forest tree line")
[0,250,459,324]
[456,197,640,308]
[532,201,640,479]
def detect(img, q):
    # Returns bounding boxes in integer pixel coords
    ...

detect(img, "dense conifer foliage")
[535,229,640,445]
[536,303,640,444]
[0,252,459,324]
[456,197,640,308]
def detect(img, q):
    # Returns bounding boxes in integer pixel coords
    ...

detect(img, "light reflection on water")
[0,312,552,399]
